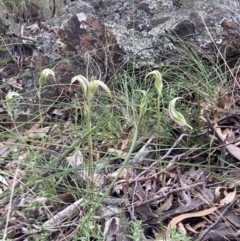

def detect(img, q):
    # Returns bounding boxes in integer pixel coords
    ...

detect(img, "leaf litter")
[0,105,240,240]
[1,94,240,240]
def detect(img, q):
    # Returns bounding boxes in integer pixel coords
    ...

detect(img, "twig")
[129,134,154,165]
[136,132,207,178]
[43,198,83,228]
[196,198,238,241]
[131,180,205,208]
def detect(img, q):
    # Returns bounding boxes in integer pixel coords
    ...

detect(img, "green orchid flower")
[169,97,193,130]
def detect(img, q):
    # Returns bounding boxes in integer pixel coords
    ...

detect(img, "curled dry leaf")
[166,207,218,238]
[0,175,9,187]
[107,148,127,155]
[108,168,129,179]
[25,126,50,139]
[219,187,236,207]
[66,150,84,167]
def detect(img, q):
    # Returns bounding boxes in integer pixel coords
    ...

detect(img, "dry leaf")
[215,187,225,203]
[66,150,84,167]
[222,128,235,143]
[107,148,127,155]
[108,168,129,179]
[217,92,234,111]
[26,126,50,139]
[121,138,130,150]
[167,207,218,237]
[159,194,173,212]
[220,188,236,207]
[112,183,124,195]
[0,175,9,187]
[177,222,187,236]
[214,123,240,161]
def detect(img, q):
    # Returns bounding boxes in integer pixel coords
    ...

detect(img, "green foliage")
[128,220,145,241]
[0,25,230,240]
[169,226,191,241]
[70,75,112,194]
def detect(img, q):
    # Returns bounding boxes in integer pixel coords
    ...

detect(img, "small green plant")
[169,226,191,241]
[70,75,111,194]
[144,70,163,156]
[38,68,55,123]
[134,89,148,126]
[128,220,145,241]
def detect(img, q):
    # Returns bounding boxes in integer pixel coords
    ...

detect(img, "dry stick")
[135,134,188,178]
[182,136,240,161]
[196,198,238,241]
[126,145,197,184]
[130,134,154,165]
[43,198,83,228]
[136,132,207,179]
[132,180,205,208]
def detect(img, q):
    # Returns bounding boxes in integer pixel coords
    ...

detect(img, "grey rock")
[2,0,240,119]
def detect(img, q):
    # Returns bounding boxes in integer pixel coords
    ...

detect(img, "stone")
[2,0,240,119]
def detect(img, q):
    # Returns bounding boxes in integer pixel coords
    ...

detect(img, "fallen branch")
[43,198,83,228]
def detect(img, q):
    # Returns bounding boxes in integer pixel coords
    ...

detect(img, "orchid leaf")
[136,90,147,120]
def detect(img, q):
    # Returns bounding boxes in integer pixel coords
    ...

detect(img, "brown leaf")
[121,138,130,150]
[222,128,235,142]
[158,194,173,212]
[112,183,124,195]
[214,123,240,161]
[219,188,236,207]
[215,186,225,203]
[217,92,234,111]
[167,207,218,237]
[177,222,187,236]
